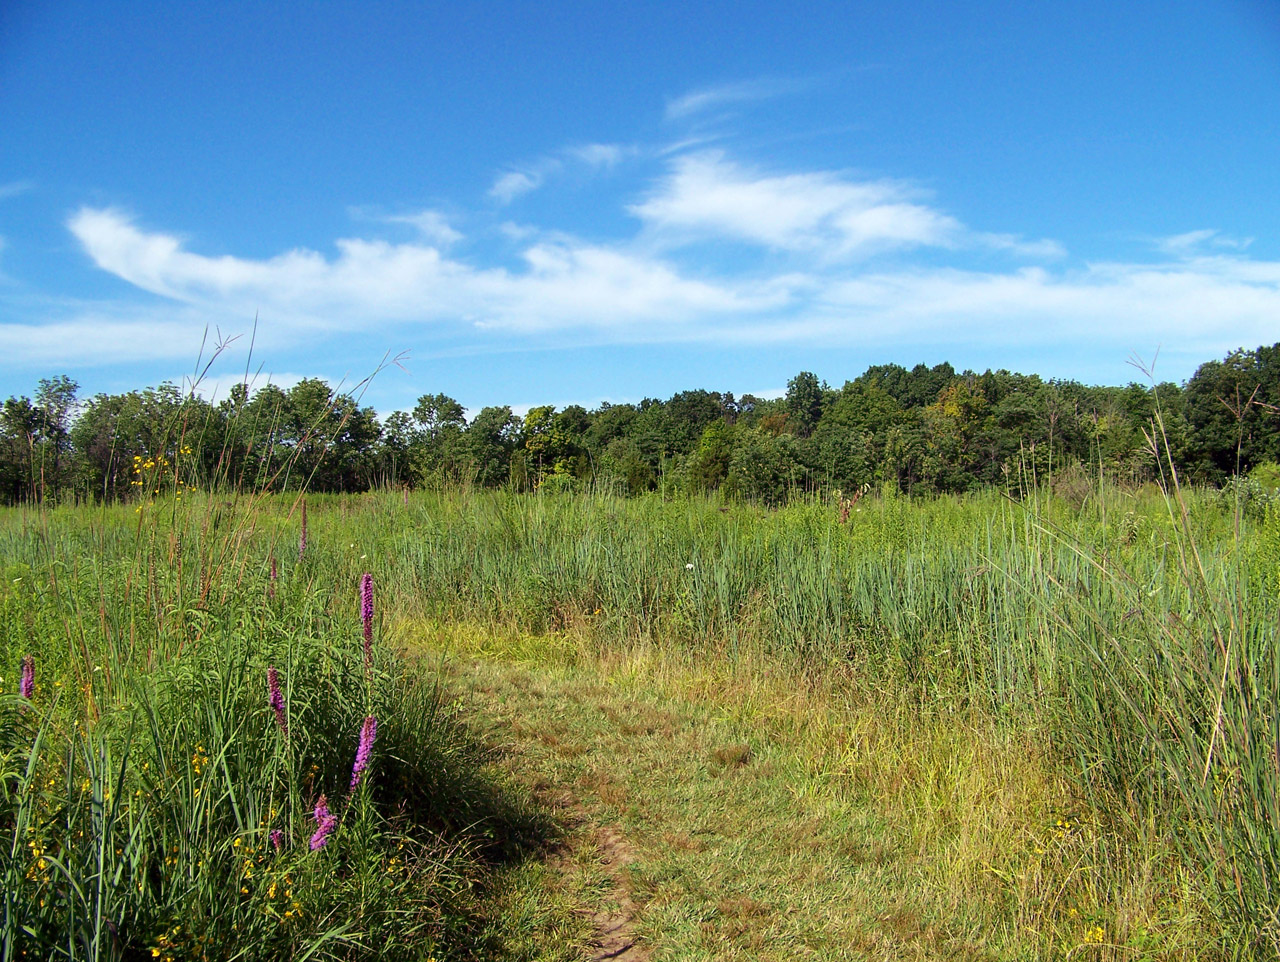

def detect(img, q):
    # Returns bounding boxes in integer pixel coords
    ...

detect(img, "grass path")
[408,623,1137,961]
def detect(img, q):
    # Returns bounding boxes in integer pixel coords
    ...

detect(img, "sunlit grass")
[0,495,556,960]
[2,478,1276,958]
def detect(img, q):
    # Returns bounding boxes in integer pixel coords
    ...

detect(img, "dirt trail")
[459,658,657,959]
[446,645,951,959]
[584,825,646,961]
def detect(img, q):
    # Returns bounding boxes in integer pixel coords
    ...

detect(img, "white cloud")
[489,170,544,204]
[499,221,538,242]
[23,153,1276,377]
[484,240,791,331]
[1160,228,1254,256]
[976,232,1068,259]
[796,258,1280,353]
[0,311,207,365]
[631,151,962,257]
[665,78,808,121]
[62,207,784,347]
[567,142,626,168]
[0,180,34,201]
[632,153,1070,262]
[380,209,463,247]
[490,146,628,204]
[70,207,343,305]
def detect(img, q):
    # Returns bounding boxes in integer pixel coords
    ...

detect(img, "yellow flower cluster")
[1031,812,1091,857]
[1051,815,1078,837]
[130,447,196,503]
[150,923,209,961]
[24,839,50,883]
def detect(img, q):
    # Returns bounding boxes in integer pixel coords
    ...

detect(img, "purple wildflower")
[269,828,284,851]
[19,655,34,700]
[267,666,287,734]
[268,556,277,600]
[360,572,374,663]
[350,715,378,791]
[310,795,338,851]
[298,499,308,561]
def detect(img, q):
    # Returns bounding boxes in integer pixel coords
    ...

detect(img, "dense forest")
[2,343,1277,506]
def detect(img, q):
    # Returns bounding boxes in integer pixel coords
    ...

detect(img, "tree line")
[2,344,1277,506]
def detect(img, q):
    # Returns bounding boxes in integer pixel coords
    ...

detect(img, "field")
[2,480,1278,960]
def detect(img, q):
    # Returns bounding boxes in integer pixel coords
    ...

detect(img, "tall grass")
[367,484,1250,689]
[4,467,1276,956]
[346,480,1274,953]
[1035,473,1280,953]
[0,495,547,960]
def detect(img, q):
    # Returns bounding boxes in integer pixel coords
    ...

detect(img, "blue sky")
[2,0,1278,416]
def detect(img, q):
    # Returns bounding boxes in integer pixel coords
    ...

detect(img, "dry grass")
[404,619,1211,961]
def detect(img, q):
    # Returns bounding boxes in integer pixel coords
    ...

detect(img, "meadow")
[2,474,1278,959]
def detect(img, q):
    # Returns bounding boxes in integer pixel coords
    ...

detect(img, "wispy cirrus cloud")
[631,151,959,257]
[0,180,34,201]
[1159,228,1254,257]
[380,209,463,247]
[664,78,809,121]
[975,232,1067,259]
[566,142,628,168]
[50,199,1280,371]
[63,206,787,346]
[348,205,465,246]
[631,152,1063,261]
[490,143,631,204]
[6,140,1272,377]
[0,307,211,365]
[489,168,549,204]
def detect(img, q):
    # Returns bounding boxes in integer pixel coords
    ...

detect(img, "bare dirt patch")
[545,822,647,961]
[586,825,647,961]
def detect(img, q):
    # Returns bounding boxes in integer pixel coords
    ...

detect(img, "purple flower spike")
[19,655,34,700]
[298,499,308,561]
[269,828,284,851]
[349,715,378,791]
[268,556,278,600]
[360,573,374,663]
[267,666,287,734]
[310,795,338,851]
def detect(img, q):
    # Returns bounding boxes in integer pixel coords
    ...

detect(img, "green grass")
[417,621,1208,959]
[2,480,1276,958]
[0,495,563,960]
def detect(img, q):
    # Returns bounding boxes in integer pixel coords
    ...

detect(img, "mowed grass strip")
[407,621,1208,961]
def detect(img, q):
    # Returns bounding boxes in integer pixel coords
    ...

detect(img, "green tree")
[0,396,38,504]
[410,392,468,487]
[521,405,559,483]
[811,381,901,489]
[685,420,737,492]
[725,429,803,505]
[917,379,989,492]
[462,406,520,487]
[784,371,825,438]
[1184,346,1280,482]
[33,376,79,500]
[378,410,416,486]
[70,384,187,501]
[598,437,654,495]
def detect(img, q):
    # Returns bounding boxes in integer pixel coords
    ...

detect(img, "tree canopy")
[3,343,1277,506]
